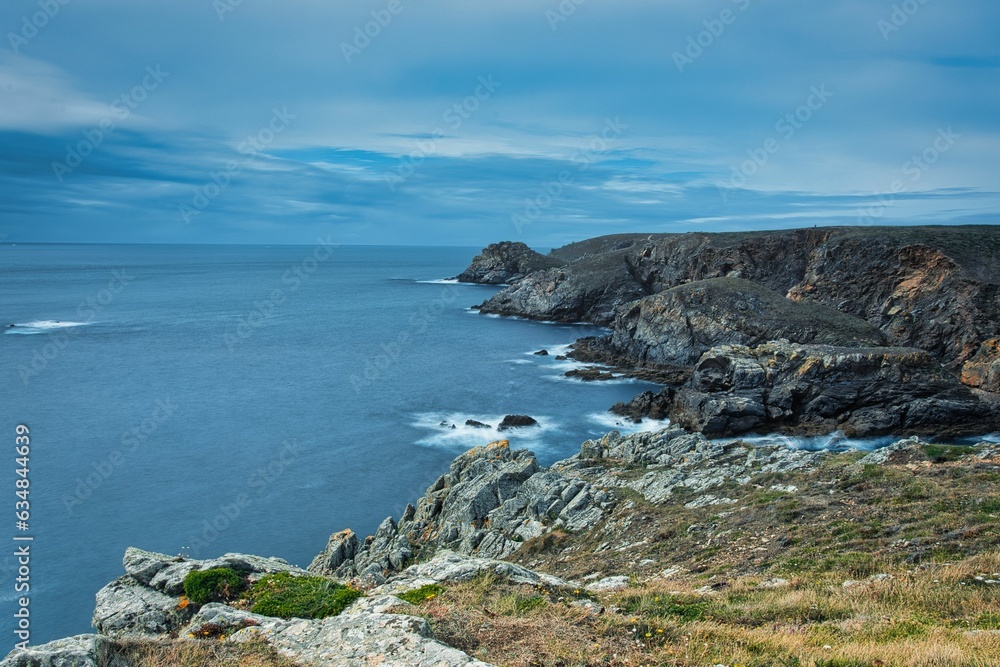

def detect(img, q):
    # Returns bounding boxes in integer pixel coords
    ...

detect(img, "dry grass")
[407,554,1000,667]
[108,637,301,667]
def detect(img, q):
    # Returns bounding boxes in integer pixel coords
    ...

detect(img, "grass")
[398,583,444,605]
[407,553,1000,667]
[245,572,362,620]
[183,568,246,605]
[109,637,301,667]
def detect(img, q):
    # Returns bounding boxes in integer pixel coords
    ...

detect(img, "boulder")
[497,415,538,430]
[0,635,112,667]
[465,420,491,429]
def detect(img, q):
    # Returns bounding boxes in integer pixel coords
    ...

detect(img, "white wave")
[415,278,460,284]
[507,359,533,365]
[411,411,563,452]
[4,320,94,335]
[587,411,669,435]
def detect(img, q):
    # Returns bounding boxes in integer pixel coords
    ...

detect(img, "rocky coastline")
[8,227,1000,667]
[8,430,999,666]
[460,228,1000,438]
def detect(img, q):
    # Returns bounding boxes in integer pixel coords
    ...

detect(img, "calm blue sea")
[0,244,663,647]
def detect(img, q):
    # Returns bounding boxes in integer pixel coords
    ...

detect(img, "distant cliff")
[460,226,1000,437]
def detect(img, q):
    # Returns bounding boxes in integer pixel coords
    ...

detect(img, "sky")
[0,0,997,247]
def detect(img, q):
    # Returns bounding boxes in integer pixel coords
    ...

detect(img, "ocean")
[0,243,663,647]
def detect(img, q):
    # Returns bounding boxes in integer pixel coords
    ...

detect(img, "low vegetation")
[183,568,246,605]
[108,637,301,667]
[246,571,362,620]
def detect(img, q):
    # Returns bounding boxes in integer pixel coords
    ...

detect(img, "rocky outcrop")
[603,278,886,367]
[309,440,613,583]
[497,414,538,430]
[455,241,563,284]
[472,227,1000,373]
[93,548,310,636]
[962,338,1000,393]
[559,426,821,504]
[0,635,112,667]
[666,342,998,438]
[477,247,652,323]
[787,232,1000,371]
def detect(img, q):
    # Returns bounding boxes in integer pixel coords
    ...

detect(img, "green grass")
[246,572,362,619]
[183,568,246,605]
[397,583,444,605]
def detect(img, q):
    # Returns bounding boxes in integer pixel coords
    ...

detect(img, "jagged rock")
[603,278,886,367]
[455,241,562,285]
[308,529,360,577]
[610,389,673,421]
[563,427,819,504]
[667,342,998,438]
[312,441,612,580]
[497,415,538,430]
[465,419,491,428]
[475,228,1000,375]
[962,338,1000,392]
[0,635,111,667]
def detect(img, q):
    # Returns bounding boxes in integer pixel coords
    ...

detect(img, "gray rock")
[584,575,631,592]
[757,578,790,590]
[231,612,494,667]
[858,438,922,465]
[315,440,611,581]
[0,635,111,667]
[92,576,189,636]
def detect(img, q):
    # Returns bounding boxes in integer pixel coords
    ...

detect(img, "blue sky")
[0,0,997,246]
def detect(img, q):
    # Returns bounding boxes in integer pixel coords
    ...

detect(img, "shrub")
[248,572,362,619]
[183,568,246,605]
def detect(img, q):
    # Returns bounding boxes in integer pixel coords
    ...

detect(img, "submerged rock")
[497,415,538,430]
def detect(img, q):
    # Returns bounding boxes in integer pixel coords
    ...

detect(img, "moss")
[398,583,444,605]
[247,572,362,619]
[183,568,246,605]
[922,444,968,463]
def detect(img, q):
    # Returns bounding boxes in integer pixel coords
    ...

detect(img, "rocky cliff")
[454,241,563,285]
[7,429,999,667]
[465,226,1000,372]
[460,226,1000,437]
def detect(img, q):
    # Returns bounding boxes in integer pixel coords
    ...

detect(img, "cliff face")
[668,342,996,438]
[465,226,1000,373]
[603,277,886,367]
